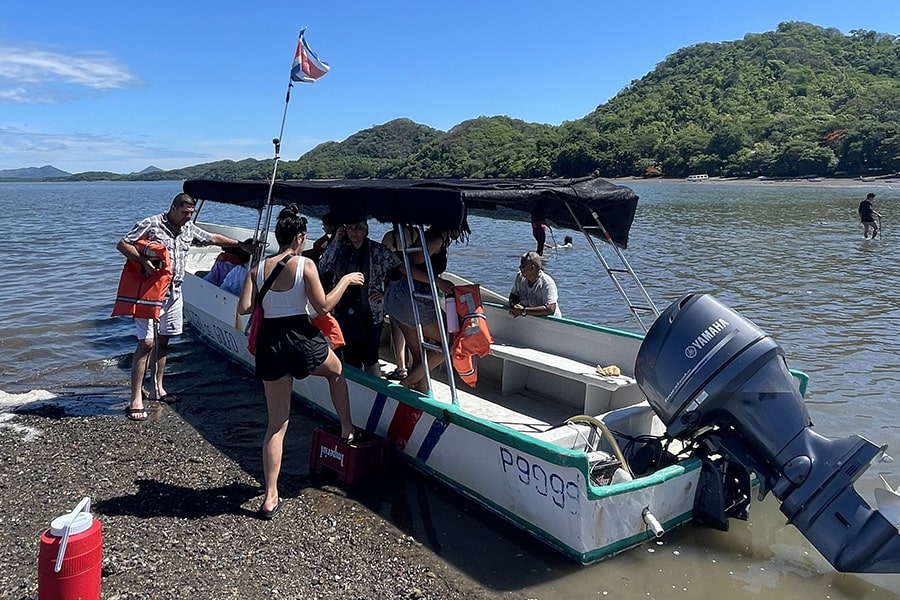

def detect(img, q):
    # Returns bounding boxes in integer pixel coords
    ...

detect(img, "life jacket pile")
[450,284,493,387]
[111,240,173,319]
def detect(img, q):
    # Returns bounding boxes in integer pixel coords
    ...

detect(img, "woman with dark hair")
[238,204,364,519]
[317,217,401,376]
[383,220,470,392]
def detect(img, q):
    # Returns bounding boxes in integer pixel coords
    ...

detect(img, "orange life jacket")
[111,240,173,319]
[450,284,494,387]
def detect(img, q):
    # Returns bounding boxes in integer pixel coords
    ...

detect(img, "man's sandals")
[124,407,148,422]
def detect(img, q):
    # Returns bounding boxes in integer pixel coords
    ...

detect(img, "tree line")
[66,21,900,182]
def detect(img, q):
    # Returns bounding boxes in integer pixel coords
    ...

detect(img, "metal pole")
[257,78,293,261]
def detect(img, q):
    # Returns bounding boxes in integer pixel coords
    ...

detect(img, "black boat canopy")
[183,177,639,249]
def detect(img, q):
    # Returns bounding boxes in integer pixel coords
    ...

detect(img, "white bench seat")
[489,343,641,415]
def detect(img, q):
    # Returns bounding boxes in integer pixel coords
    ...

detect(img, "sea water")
[1,179,899,598]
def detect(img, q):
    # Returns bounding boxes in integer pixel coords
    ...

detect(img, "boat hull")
[183,272,701,563]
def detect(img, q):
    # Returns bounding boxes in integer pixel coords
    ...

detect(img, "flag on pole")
[291,30,330,83]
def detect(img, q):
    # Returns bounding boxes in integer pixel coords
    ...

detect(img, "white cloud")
[0,43,138,103]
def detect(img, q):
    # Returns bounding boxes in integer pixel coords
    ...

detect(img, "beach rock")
[0,407,521,600]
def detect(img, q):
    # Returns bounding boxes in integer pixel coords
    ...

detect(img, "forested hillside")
[570,21,900,178]
[51,22,900,181]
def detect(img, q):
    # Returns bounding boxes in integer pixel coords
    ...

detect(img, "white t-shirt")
[510,271,561,317]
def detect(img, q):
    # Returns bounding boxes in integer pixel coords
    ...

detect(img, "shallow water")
[1,179,899,597]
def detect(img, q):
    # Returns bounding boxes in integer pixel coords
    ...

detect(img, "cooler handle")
[54,496,91,573]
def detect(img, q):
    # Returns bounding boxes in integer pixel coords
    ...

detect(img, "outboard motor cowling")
[635,293,900,573]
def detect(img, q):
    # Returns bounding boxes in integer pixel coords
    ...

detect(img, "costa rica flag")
[291,29,330,82]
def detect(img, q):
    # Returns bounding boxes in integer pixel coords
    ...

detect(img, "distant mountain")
[134,166,163,175]
[0,165,71,179]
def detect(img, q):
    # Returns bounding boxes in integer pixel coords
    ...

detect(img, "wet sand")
[0,397,520,600]
[611,175,900,190]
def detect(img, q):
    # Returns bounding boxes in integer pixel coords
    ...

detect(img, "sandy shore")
[0,399,521,600]
[610,175,900,190]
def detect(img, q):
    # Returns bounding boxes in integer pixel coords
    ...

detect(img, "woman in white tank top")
[237,204,363,519]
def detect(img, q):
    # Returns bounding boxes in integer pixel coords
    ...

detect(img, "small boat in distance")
[686,173,709,181]
[181,176,900,572]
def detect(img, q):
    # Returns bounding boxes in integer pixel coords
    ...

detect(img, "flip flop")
[386,368,408,381]
[124,407,148,422]
[259,498,283,520]
[155,394,182,404]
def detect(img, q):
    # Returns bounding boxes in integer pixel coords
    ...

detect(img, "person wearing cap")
[508,251,562,318]
[859,192,881,239]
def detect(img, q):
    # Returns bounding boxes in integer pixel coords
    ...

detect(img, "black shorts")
[254,315,329,381]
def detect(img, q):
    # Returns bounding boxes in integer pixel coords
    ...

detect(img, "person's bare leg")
[313,350,354,439]
[261,375,292,512]
[152,334,171,398]
[129,338,153,412]
[401,321,445,391]
[365,363,382,377]
[390,319,408,376]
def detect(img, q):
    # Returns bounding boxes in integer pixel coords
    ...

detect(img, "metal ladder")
[395,224,459,404]
[563,202,660,332]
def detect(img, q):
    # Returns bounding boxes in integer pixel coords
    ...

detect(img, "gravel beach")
[0,399,524,600]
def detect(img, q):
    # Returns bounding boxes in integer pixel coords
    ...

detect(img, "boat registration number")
[499,447,580,513]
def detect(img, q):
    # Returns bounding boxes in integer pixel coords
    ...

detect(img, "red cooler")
[38,497,103,600]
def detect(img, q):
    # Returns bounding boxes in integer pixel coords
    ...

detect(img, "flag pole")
[255,28,329,261]
[256,28,309,260]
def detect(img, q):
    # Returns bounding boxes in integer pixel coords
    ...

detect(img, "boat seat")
[489,343,642,415]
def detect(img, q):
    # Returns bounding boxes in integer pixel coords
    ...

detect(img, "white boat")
[181,177,900,572]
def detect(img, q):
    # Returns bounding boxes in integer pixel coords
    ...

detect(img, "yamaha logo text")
[684,318,729,358]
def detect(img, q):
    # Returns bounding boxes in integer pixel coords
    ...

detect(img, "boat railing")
[396,224,459,404]
[562,201,660,332]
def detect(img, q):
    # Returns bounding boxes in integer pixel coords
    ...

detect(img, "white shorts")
[134,289,183,339]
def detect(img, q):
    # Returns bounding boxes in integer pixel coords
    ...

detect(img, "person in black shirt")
[858,192,881,239]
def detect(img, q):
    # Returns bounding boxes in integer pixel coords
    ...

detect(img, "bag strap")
[256,255,292,305]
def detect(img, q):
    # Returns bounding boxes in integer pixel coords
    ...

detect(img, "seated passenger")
[204,243,251,287]
[220,256,250,295]
[508,251,562,318]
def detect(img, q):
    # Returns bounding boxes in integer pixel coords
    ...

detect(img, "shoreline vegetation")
[2,175,899,189]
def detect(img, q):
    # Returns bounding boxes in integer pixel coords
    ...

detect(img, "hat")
[867,193,876,199]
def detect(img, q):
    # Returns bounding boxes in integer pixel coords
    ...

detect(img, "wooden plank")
[489,344,636,392]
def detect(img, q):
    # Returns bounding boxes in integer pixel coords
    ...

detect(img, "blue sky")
[2,1,899,174]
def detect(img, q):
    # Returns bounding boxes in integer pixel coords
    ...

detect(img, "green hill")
[571,21,900,178]
[47,21,900,181]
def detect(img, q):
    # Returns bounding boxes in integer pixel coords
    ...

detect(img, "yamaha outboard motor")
[635,293,900,573]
